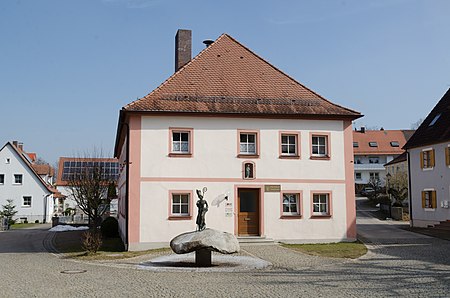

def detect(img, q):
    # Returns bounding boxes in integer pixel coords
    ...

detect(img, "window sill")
[422,167,434,171]
[279,155,300,159]
[424,208,435,212]
[310,156,330,160]
[12,183,23,186]
[168,216,192,220]
[280,215,302,219]
[21,206,31,208]
[168,153,192,158]
[237,154,259,159]
[310,215,332,219]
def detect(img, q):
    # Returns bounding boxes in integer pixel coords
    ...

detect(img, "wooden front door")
[238,188,260,236]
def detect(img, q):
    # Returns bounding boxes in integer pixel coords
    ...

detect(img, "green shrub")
[101,217,119,238]
[24,220,28,224]
[34,220,39,224]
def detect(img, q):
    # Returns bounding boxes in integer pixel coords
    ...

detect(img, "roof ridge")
[222,34,360,115]
[124,33,229,110]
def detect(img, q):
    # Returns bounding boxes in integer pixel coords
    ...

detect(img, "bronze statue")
[196,187,208,231]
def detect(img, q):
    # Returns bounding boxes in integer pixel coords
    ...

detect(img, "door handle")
[244,217,251,221]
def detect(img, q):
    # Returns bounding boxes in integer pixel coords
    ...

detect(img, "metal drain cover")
[60,269,87,274]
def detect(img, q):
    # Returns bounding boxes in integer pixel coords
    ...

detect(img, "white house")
[353,128,412,191]
[0,142,54,223]
[114,30,362,251]
[404,89,450,227]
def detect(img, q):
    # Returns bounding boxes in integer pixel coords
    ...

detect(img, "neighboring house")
[384,151,408,176]
[0,141,54,223]
[55,157,119,216]
[114,30,362,251]
[404,89,450,227]
[353,128,413,190]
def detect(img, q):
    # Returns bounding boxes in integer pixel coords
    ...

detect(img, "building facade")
[353,128,412,191]
[0,142,54,223]
[404,89,450,227]
[114,30,361,250]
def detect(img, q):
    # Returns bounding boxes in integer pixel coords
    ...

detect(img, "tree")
[410,118,424,130]
[66,157,116,229]
[367,177,382,201]
[1,199,18,224]
[387,171,408,206]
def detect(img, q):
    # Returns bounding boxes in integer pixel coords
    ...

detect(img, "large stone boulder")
[170,228,240,254]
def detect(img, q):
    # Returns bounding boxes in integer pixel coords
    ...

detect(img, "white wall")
[130,116,351,249]
[409,142,450,227]
[0,144,52,223]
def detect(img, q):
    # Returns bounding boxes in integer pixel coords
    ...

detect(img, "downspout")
[121,121,130,251]
[407,151,413,227]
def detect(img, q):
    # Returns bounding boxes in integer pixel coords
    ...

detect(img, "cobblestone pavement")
[1,216,449,297]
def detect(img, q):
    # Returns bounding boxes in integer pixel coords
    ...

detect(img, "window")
[311,135,329,158]
[312,193,330,216]
[282,193,301,217]
[239,131,259,156]
[369,142,378,147]
[429,113,441,126]
[23,196,32,207]
[171,131,190,154]
[390,141,399,147]
[445,146,450,166]
[355,172,362,180]
[14,174,23,184]
[171,193,191,217]
[369,157,379,164]
[353,142,359,148]
[0,174,4,184]
[280,133,298,157]
[422,190,436,209]
[369,172,379,180]
[5,158,10,164]
[420,149,435,169]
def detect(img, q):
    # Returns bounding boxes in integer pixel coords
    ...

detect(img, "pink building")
[114,30,361,250]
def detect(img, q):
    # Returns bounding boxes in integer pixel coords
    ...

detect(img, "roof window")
[353,142,359,148]
[429,113,441,126]
[390,141,399,147]
[369,142,378,147]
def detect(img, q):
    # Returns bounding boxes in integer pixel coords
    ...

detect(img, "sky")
[1,0,449,165]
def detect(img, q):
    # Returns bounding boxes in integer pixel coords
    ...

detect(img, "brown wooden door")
[238,188,260,236]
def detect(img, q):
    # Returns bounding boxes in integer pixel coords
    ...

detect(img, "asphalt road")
[0,202,449,297]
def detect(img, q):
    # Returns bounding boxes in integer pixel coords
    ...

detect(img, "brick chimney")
[175,29,192,72]
[12,141,23,151]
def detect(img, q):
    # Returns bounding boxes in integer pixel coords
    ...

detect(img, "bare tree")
[66,156,117,229]
[387,171,408,206]
[410,118,424,130]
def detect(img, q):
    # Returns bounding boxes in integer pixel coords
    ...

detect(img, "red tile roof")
[32,164,55,177]
[123,34,361,119]
[353,130,409,155]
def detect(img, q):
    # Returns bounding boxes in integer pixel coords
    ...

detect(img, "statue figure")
[245,163,252,178]
[196,187,208,231]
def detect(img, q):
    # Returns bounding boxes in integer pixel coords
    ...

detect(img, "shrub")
[34,220,39,224]
[81,229,103,254]
[24,220,28,224]
[101,217,119,238]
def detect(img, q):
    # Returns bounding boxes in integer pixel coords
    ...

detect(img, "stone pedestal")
[195,249,212,267]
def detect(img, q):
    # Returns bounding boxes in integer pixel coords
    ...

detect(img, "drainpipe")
[407,151,413,227]
[119,120,130,251]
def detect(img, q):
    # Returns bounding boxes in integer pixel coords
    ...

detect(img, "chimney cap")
[203,39,214,47]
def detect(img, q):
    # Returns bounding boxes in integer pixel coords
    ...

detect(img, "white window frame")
[369,172,380,180]
[171,193,190,216]
[22,196,32,207]
[281,134,297,156]
[355,172,362,180]
[312,193,329,216]
[282,193,300,216]
[13,174,23,185]
[311,135,328,157]
[171,131,190,154]
[240,133,257,155]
